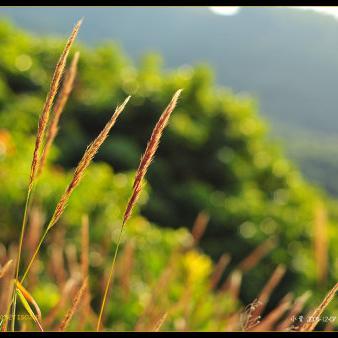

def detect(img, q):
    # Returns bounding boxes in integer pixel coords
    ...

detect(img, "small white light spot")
[240,221,256,238]
[15,54,32,72]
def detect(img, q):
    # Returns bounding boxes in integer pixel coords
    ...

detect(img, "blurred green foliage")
[0,19,337,324]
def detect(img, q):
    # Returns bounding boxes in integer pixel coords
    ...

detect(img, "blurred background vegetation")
[4,6,338,195]
[0,8,337,331]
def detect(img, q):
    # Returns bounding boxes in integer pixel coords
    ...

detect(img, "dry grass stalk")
[191,211,209,246]
[209,253,231,290]
[313,201,328,285]
[170,287,193,331]
[97,89,182,331]
[251,293,292,331]
[25,206,44,256]
[0,258,14,316]
[9,244,18,263]
[0,243,6,262]
[20,96,130,283]
[276,291,311,331]
[3,245,17,331]
[252,265,286,318]
[25,206,44,287]
[135,286,171,331]
[0,260,13,279]
[39,51,80,175]
[49,229,67,289]
[122,89,182,226]
[151,312,168,332]
[65,244,81,279]
[119,241,134,298]
[299,282,338,332]
[0,257,15,331]
[81,214,89,279]
[239,299,263,331]
[237,237,276,273]
[221,269,242,299]
[76,286,96,331]
[58,277,88,332]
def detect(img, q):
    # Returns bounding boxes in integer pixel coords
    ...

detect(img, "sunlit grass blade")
[16,288,43,332]
[16,280,42,322]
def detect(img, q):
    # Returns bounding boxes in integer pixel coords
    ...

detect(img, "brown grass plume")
[49,96,130,230]
[30,19,82,186]
[39,51,80,175]
[122,89,182,226]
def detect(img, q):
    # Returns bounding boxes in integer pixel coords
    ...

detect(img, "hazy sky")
[210,6,338,19]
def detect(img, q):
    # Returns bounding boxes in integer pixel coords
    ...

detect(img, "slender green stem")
[15,188,32,279]
[10,294,16,331]
[10,185,33,331]
[96,226,124,331]
[20,227,49,284]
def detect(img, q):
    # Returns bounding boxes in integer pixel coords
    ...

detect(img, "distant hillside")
[2,6,338,193]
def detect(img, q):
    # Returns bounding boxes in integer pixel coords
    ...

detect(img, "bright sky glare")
[210,6,241,16]
[209,6,338,19]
